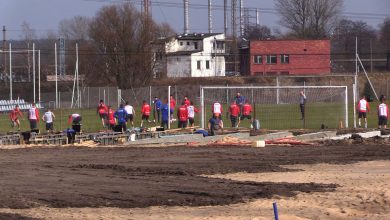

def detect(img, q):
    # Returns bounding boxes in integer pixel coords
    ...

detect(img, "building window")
[206,60,210,69]
[197,61,201,70]
[253,55,263,64]
[194,42,198,50]
[180,42,183,46]
[281,54,289,64]
[187,41,190,46]
[266,55,277,64]
[216,41,224,49]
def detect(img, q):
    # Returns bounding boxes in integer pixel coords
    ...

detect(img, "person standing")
[124,101,135,128]
[228,101,240,128]
[42,108,55,133]
[238,100,253,127]
[187,101,199,128]
[235,92,245,116]
[153,97,162,123]
[212,101,223,119]
[140,100,151,127]
[183,96,191,106]
[357,95,370,128]
[170,95,176,121]
[9,105,23,131]
[299,91,307,120]
[161,99,169,129]
[97,100,108,128]
[107,106,117,130]
[114,104,128,132]
[28,103,40,131]
[177,101,189,128]
[378,96,389,129]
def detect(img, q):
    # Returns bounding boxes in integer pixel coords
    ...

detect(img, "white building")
[153,33,226,78]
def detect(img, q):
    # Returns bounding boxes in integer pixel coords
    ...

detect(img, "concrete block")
[331,134,352,140]
[257,131,293,141]
[357,131,381,138]
[296,131,337,141]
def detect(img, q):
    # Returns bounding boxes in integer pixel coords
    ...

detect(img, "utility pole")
[3,26,7,86]
[224,0,228,36]
[231,0,237,39]
[208,0,213,33]
[239,0,244,37]
[184,0,189,34]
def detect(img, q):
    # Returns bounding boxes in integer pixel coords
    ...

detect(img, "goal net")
[200,86,348,130]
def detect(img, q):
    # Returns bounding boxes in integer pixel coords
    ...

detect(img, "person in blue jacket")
[153,96,162,123]
[114,104,128,132]
[161,99,169,129]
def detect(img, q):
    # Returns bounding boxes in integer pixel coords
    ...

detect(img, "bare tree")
[380,18,390,51]
[331,19,378,72]
[89,3,171,89]
[275,0,343,39]
[59,16,91,40]
[243,25,273,40]
[380,18,390,70]
[20,21,37,82]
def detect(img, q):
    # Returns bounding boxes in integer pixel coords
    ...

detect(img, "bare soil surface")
[0,144,389,219]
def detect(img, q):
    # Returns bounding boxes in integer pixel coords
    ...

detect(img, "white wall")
[191,53,225,77]
[165,33,226,78]
[167,56,191,78]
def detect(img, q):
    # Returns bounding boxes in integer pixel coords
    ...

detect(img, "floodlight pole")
[55,43,58,109]
[38,50,41,103]
[9,43,12,100]
[354,37,358,128]
[200,86,205,129]
[168,85,171,129]
[33,43,36,103]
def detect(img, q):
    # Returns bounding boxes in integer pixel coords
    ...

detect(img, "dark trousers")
[161,120,169,129]
[300,104,305,119]
[119,122,127,132]
[178,120,187,128]
[29,119,37,130]
[154,109,161,122]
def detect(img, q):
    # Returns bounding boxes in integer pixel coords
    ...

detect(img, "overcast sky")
[0,0,389,40]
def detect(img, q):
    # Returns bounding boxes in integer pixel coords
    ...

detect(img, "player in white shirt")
[212,101,223,119]
[357,95,370,128]
[378,96,389,129]
[187,101,199,127]
[124,101,135,127]
[42,109,55,133]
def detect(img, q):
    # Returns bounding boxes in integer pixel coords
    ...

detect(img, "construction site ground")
[0,130,390,220]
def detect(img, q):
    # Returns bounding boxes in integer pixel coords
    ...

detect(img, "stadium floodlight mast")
[1,43,41,103]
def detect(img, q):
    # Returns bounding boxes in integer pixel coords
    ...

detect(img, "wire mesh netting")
[201,86,348,129]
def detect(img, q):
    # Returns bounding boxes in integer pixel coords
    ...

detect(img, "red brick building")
[240,39,331,76]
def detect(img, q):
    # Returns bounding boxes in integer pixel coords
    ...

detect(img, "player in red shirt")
[170,95,176,121]
[9,105,23,130]
[228,102,240,128]
[177,101,189,128]
[238,100,253,127]
[97,100,108,128]
[141,100,151,127]
[183,96,191,107]
[107,106,116,130]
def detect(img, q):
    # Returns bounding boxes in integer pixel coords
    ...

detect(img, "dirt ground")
[0,144,389,219]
